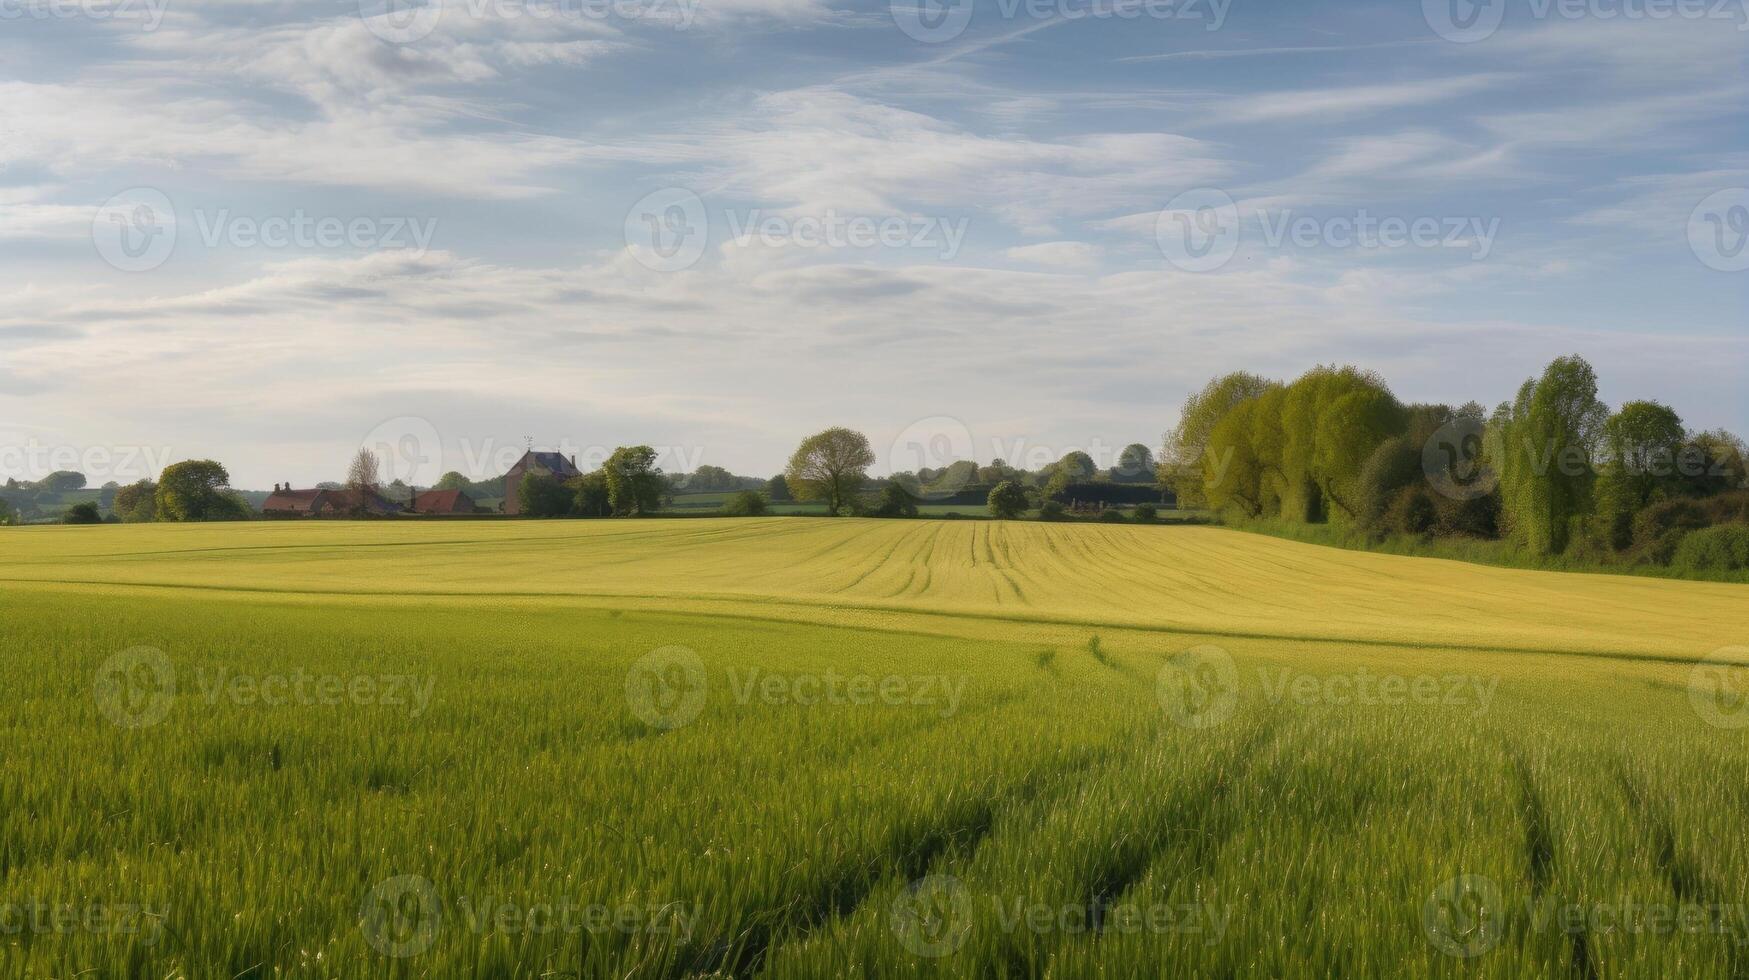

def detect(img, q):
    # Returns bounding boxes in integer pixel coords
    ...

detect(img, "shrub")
[1671,524,1749,574]
[1630,498,1713,564]
[1133,502,1158,521]
[1099,508,1126,523]
[987,481,1029,520]
[64,502,102,524]
[1038,501,1067,521]
[720,490,768,517]
[869,481,918,518]
[1385,486,1437,536]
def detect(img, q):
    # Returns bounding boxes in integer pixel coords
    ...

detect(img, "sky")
[0,0,1745,490]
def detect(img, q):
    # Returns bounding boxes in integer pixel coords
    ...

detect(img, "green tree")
[1161,372,1274,508]
[114,480,157,523]
[1311,381,1406,522]
[1603,401,1685,509]
[572,471,611,517]
[720,490,768,516]
[64,501,102,524]
[517,473,571,518]
[155,461,241,522]
[38,470,87,493]
[602,446,665,516]
[785,427,874,516]
[765,474,792,502]
[435,471,471,491]
[870,480,919,517]
[1113,443,1155,482]
[1044,451,1097,497]
[1495,356,1608,555]
[987,480,1029,519]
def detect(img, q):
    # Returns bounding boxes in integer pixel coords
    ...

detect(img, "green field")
[2,519,1747,977]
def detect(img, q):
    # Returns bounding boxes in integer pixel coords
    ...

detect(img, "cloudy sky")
[1,0,1745,489]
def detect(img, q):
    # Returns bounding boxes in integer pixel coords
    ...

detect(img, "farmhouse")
[410,489,475,515]
[262,484,404,518]
[500,450,582,515]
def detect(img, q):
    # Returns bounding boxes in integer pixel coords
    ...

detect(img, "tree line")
[1160,356,1749,574]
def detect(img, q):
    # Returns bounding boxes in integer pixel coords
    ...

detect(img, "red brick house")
[500,451,582,515]
[410,489,475,515]
[262,484,404,518]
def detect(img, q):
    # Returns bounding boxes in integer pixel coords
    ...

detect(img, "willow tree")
[1161,372,1274,508]
[1495,356,1608,555]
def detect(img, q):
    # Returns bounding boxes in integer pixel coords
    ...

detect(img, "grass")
[0,518,1745,977]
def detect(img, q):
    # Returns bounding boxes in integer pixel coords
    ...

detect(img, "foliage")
[1037,500,1067,521]
[720,490,769,517]
[517,472,571,518]
[987,481,1029,520]
[604,445,666,516]
[1671,524,1749,573]
[868,480,919,518]
[345,448,380,491]
[785,427,875,516]
[1495,355,1608,555]
[114,479,157,523]
[572,471,612,517]
[1161,372,1275,508]
[765,474,792,502]
[1112,443,1155,482]
[435,471,471,491]
[155,460,245,521]
[1132,502,1157,521]
[64,501,103,524]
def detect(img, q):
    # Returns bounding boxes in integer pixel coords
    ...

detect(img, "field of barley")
[1,518,1746,978]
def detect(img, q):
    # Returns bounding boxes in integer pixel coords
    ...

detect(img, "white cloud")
[1004,241,1101,269]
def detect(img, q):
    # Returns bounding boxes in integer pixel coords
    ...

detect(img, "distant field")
[2,519,1746,977]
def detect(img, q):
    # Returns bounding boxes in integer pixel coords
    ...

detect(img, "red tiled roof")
[262,489,327,513]
[410,489,471,514]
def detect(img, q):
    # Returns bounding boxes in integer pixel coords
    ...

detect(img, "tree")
[765,474,792,502]
[0,497,12,526]
[346,448,381,491]
[1311,381,1406,522]
[1113,444,1155,482]
[572,471,611,517]
[987,481,1029,519]
[1495,356,1608,555]
[64,501,102,524]
[155,460,241,522]
[517,473,571,518]
[686,464,736,492]
[721,490,768,516]
[38,470,87,493]
[1044,451,1097,497]
[435,471,471,491]
[113,480,157,523]
[1161,372,1275,508]
[604,446,666,516]
[870,480,918,517]
[785,427,874,516]
[1603,401,1685,509]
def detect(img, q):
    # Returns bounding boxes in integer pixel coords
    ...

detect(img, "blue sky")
[0,0,1744,489]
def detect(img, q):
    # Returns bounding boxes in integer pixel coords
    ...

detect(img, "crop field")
[2,519,1747,978]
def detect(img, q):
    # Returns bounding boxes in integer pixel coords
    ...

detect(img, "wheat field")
[1,518,1746,978]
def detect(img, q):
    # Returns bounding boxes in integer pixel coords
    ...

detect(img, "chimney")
[273,482,281,492]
